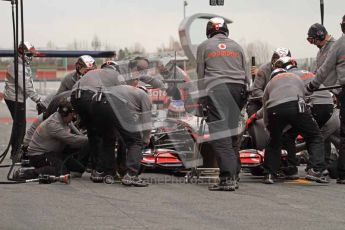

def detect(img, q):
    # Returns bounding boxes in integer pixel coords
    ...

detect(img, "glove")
[251,66,258,76]
[306,82,317,93]
[36,100,47,115]
[245,113,257,129]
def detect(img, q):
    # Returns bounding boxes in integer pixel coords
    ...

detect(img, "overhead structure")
[0,50,116,58]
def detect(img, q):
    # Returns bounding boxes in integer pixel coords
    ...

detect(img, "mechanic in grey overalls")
[197,17,249,191]
[56,55,96,95]
[259,68,328,184]
[247,48,291,116]
[307,15,345,184]
[306,23,338,165]
[15,99,87,179]
[274,57,334,176]
[3,41,45,161]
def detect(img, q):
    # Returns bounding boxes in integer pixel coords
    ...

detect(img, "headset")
[57,99,74,117]
[128,56,149,71]
[307,23,327,43]
[314,28,326,41]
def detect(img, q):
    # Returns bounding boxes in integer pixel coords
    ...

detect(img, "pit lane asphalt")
[1,97,345,230]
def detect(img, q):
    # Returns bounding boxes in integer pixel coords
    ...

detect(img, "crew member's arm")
[48,121,88,148]
[56,77,70,95]
[251,67,268,98]
[261,84,270,127]
[140,94,152,145]
[139,75,166,90]
[17,65,41,103]
[56,72,79,95]
[311,43,340,89]
[23,114,44,147]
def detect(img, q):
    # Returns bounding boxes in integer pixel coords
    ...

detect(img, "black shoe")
[336,178,345,184]
[305,169,329,183]
[13,167,37,180]
[121,173,149,187]
[235,175,240,189]
[90,170,105,183]
[208,178,236,191]
[263,173,275,184]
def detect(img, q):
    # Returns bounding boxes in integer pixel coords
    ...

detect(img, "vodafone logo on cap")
[218,43,226,50]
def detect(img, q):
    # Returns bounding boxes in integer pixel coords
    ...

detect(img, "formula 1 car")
[140,109,210,173]
[141,104,340,178]
[240,109,340,176]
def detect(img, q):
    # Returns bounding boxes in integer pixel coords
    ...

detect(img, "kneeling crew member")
[23,99,88,178]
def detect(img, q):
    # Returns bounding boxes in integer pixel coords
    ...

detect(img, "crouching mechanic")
[91,75,152,187]
[16,99,88,179]
[258,68,328,184]
[274,57,335,173]
[20,91,74,159]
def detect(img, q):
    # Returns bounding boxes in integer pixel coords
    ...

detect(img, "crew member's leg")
[337,87,345,183]
[5,99,26,160]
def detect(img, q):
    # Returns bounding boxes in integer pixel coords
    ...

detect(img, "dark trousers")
[71,90,101,170]
[206,83,247,179]
[282,103,334,168]
[311,104,334,164]
[91,95,143,175]
[337,87,345,179]
[5,99,26,158]
[28,148,86,177]
[264,101,326,174]
[116,135,128,175]
[246,99,262,117]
